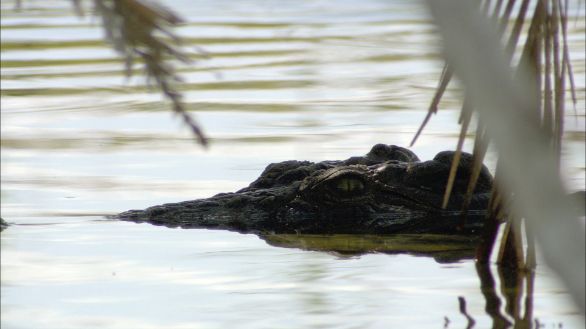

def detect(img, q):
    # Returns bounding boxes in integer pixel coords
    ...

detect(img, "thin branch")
[461,123,489,215]
[559,0,577,109]
[505,0,531,60]
[442,97,472,209]
[498,0,517,36]
[552,0,564,162]
[543,0,554,134]
[410,66,453,146]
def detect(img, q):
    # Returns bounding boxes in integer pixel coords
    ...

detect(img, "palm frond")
[417,0,579,269]
[92,0,208,146]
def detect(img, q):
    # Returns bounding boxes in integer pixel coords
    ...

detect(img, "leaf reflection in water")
[445,264,540,329]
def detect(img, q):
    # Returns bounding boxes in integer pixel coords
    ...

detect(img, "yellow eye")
[335,178,365,193]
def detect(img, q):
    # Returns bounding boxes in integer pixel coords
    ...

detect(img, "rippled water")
[1,1,585,328]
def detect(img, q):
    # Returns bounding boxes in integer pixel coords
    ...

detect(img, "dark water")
[1,1,584,328]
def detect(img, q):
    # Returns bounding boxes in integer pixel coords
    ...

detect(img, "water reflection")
[262,233,554,328]
[261,233,478,263]
[447,264,541,329]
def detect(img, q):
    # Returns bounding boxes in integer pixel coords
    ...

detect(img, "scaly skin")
[116,144,493,235]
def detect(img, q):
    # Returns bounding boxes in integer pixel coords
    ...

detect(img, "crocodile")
[117,144,494,235]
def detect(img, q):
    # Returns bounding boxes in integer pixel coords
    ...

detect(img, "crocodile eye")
[334,178,365,193]
[299,166,371,204]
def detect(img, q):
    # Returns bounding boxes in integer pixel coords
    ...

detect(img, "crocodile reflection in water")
[117,144,493,235]
[261,234,479,263]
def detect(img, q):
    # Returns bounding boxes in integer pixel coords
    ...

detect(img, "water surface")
[1,1,585,328]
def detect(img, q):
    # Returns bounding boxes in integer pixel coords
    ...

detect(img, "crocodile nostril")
[334,178,365,193]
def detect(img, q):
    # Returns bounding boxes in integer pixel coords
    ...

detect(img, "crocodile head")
[117,144,493,235]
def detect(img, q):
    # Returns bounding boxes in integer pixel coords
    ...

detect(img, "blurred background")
[1,1,584,328]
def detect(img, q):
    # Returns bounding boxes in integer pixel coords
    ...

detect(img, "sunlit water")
[1,1,584,328]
